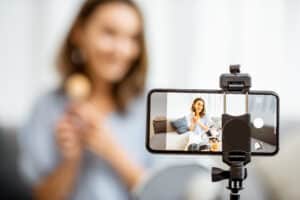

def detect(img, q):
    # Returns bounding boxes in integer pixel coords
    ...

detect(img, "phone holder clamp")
[212,65,252,200]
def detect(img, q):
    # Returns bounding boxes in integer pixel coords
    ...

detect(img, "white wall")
[0,0,83,125]
[0,0,299,125]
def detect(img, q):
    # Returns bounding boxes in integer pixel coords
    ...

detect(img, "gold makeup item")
[65,73,92,129]
[65,73,91,101]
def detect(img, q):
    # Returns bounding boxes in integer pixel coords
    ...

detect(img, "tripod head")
[212,65,252,200]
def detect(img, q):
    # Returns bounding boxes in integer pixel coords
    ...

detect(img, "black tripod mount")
[212,65,252,200]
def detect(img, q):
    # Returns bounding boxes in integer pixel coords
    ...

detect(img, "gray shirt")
[18,89,151,200]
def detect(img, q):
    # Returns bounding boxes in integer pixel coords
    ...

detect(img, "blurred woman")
[18,0,149,199]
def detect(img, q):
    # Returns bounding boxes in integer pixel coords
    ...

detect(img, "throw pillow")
[170,116,189,134]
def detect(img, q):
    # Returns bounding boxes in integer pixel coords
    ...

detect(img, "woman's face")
[194,100,204,114]
[76,2,142,83]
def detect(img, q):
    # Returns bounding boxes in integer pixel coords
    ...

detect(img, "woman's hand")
[55,115,82,162]
[192,116,198,123]
[66,102,117,160]
[66,102,145,189]
[36,115,83,200]
[192,112,198,123]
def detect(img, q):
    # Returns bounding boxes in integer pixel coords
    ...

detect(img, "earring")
[71,48,85,65]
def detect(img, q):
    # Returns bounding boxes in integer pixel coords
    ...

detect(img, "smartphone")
[146,89,279,156]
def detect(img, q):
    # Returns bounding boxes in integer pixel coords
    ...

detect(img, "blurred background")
[0,0,300,199]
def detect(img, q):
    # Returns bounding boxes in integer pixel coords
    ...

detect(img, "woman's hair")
[191,97,206,117]
[56,0,147,112]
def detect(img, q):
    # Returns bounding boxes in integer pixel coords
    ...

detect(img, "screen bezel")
[145,88,280,156]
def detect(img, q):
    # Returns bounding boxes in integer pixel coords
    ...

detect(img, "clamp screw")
[230,65,240,74]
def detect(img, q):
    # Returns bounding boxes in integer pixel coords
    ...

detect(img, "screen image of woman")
[186,97,221,152]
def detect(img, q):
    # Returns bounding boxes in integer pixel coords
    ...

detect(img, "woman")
[187,97,211,151]
[189,97,209,134]
[18,0,149,199]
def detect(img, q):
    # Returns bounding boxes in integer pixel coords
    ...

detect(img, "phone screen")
[146,89,279,155]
